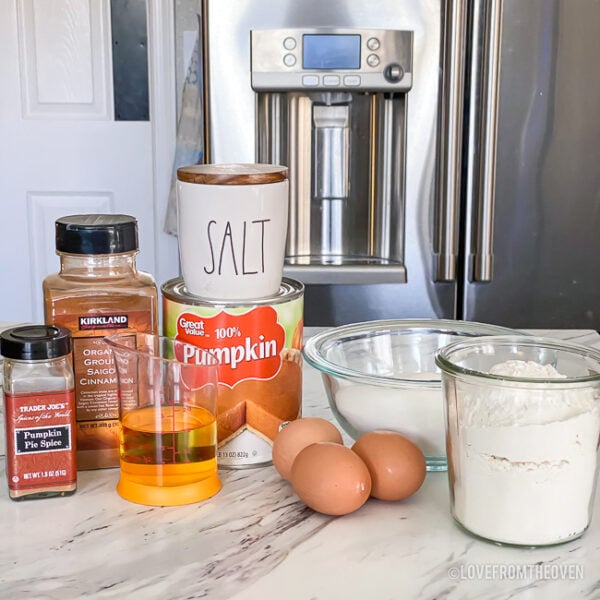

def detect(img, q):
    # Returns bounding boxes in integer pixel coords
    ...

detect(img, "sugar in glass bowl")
[303,319,519,471]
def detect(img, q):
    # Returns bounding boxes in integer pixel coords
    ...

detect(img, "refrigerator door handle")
[434,0,467,282]
[201,0,212,163]
[471,0,504,282]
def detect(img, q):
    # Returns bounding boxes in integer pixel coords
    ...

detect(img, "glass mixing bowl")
[303,319,520,471]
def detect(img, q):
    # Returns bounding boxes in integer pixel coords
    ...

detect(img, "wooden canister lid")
[177,163,288,185]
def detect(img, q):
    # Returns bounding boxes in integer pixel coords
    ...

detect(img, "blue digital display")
[303,34,361,70]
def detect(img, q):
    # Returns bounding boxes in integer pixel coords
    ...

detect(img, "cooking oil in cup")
[105,333,222,506]
[119,405,217,492]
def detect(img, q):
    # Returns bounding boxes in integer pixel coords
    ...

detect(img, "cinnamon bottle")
[43,214,158,470]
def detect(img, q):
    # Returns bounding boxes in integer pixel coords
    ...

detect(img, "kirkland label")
[50,308,154,469]
[79,315,129,330]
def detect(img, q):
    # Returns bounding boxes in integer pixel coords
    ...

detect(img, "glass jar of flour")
[436,335,600,547]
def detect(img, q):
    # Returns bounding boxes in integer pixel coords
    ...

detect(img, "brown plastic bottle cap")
[177,163,288,185]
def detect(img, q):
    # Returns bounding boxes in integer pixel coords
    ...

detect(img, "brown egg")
[272,417,343,480]
[291,442,371,516]
[352,431,426,501]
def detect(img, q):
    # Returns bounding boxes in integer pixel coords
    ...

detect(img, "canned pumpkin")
[162,277,304,468]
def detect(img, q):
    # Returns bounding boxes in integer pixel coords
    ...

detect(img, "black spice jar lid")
[0,325,72,360]
[55,214,139,255]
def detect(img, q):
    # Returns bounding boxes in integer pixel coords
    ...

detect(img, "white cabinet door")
[0,0,179,323]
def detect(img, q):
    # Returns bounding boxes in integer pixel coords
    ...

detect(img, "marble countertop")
[1,329,600,599]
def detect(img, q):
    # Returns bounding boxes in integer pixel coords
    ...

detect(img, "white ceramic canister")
[176,164,289,301]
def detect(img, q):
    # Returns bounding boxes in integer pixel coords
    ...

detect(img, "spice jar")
[1,325,76,500]
[43,214,158,470]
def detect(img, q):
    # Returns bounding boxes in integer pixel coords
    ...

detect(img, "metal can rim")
[161,277,304,307]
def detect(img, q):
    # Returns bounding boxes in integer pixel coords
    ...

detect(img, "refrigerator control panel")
[251,28,413,92]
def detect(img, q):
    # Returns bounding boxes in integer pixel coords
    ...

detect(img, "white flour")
[334,373,445,457]
[489,359,568,379]
[450,360,600,545]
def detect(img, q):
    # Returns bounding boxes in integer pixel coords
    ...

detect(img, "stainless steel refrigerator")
[196,0,600,329]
